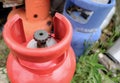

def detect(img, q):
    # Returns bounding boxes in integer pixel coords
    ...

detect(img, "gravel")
[0,68,9,83]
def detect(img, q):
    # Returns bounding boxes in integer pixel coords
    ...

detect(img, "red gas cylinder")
[3,13,76,83]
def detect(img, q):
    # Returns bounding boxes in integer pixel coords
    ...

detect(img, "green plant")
[111,74,120,83]
[71,51,106,83]
[0,39,9,67]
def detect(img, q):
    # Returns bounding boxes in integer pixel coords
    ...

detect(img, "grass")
[0,38,9,67]
[72,51,106,83]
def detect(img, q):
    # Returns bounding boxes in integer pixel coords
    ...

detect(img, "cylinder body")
[72,28,101,56]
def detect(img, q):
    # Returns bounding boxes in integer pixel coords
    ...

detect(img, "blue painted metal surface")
[64,0,116,31]
[63,0,115,57]
[72,28,101,56]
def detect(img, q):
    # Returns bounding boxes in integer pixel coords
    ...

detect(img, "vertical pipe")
[25,0,50,21]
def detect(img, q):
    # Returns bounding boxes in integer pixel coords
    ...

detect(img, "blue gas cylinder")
[63,0,115,57]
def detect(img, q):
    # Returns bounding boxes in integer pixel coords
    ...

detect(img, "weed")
[72,51,106,83]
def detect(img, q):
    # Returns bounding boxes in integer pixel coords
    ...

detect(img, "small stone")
[0,68,8,83]
[0,73,9,83]
[3,68,7,74]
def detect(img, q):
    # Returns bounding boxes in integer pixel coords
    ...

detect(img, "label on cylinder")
[91,0,109,4]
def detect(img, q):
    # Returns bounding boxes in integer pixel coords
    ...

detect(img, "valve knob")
[34,30,49,48]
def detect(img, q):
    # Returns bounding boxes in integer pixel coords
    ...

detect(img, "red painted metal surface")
[3,13,76,83]
[8,0,52,41]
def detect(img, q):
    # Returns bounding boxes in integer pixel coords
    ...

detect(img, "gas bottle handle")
[3,14,26,43]
[70,0,115,11]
